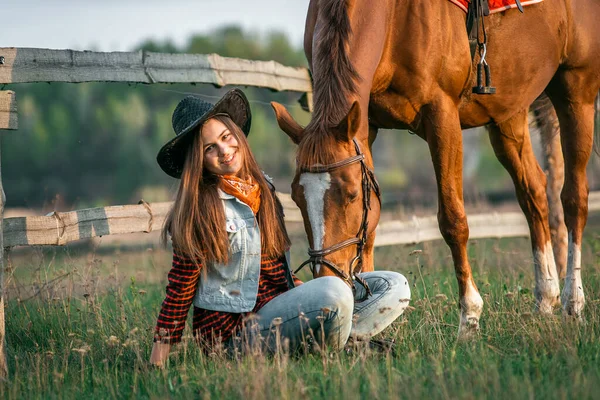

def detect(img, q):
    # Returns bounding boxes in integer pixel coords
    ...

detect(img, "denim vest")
[193,189,293,312]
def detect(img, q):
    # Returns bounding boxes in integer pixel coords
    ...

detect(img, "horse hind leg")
[488,110,561,313]
[547,84,596,318]
[422,94,483,339]
[532,95,568,279]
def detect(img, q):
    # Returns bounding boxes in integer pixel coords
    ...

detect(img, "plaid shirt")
[154,252,302,346]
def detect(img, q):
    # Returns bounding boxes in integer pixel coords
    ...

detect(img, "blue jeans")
[237,271,410,353]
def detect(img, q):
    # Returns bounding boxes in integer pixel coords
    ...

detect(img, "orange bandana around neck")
[219,175,261,214]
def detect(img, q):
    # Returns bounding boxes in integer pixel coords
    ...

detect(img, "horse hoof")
[561,284,585,318]
[536,296,560,315]
[561,312,584,325]
[561,300,585,319]
[458,287,483,341]
[535,279,561,314]
[458,317,480,341]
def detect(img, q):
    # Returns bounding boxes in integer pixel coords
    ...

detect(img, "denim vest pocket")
[225,218,246,253]
[208,220,246,290]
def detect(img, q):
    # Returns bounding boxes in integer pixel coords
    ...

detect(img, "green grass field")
[1,217,599,399]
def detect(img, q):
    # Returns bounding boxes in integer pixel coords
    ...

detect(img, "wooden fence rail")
[4,192,600,248]
[0,47,312,93]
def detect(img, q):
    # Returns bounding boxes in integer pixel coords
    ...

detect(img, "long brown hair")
[162,114,290,266]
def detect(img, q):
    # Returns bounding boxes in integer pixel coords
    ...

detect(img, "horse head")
[271,101,381,291]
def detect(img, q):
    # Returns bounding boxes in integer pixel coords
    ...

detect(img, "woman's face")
[201,118,243,176]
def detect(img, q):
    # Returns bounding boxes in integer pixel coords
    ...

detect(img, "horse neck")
[310,0,392,142]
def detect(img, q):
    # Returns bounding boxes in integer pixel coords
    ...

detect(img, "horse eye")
[347,190,360,203]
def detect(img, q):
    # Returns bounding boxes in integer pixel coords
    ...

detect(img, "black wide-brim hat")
[157,88,251,178]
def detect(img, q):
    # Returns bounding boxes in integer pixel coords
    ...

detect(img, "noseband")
[294,138,381,300]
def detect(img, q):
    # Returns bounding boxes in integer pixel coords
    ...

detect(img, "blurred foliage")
[2,25,599,212]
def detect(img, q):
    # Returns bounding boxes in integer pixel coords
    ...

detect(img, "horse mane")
[298,0,360,167]
[310,0,360,129]
[297,131,340,168]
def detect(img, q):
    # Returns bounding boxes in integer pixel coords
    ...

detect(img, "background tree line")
[3,25,599,213]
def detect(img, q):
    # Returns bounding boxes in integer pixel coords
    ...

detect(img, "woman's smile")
[201,118,243,176]
[221,151,236,165]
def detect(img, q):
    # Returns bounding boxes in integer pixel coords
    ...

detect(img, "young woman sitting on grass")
[150,89,411,366]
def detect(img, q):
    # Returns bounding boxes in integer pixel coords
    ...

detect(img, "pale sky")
[3,0,309,52]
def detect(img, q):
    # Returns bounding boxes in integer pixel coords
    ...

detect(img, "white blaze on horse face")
[561,232,585,317]
[299,172,331,275]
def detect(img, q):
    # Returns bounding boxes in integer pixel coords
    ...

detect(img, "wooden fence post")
[0,90,18,378]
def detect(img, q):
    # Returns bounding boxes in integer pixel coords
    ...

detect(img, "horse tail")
[533,92,600,157]
[531,93,559,142]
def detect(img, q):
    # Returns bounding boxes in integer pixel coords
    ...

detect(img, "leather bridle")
[294,138,381,300]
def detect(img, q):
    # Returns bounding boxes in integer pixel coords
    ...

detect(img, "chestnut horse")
[272,0,600,337]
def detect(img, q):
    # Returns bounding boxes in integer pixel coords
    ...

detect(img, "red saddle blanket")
[450,0,543,13]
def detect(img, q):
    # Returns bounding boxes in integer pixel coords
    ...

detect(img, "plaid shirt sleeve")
[153,252,200,344]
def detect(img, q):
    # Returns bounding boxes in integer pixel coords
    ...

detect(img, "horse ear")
[336,101,361,141]
[271,102,304,144]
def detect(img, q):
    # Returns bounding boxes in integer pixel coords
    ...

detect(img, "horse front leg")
[422,96,483,339]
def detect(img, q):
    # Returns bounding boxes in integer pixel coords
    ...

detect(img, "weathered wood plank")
[275,192,303,224]
[375,192,600,247]
[0,91,17,130]
[2,193,302,247]
[0,48,312,93]
[374,212,530,247]
[589,191,600,211]
[3,201,172,247]
[3,192,599,248]
[0,207,535,248]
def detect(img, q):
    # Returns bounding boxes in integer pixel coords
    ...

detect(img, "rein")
[294,138,381,301]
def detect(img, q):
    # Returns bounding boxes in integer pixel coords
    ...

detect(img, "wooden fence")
[3,191,600,248]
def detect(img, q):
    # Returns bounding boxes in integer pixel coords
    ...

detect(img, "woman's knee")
[314,276,355,317]
[362,271,411,300]
[311,277,353,349]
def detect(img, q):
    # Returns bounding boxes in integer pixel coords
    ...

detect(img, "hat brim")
[157,89,252,179]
